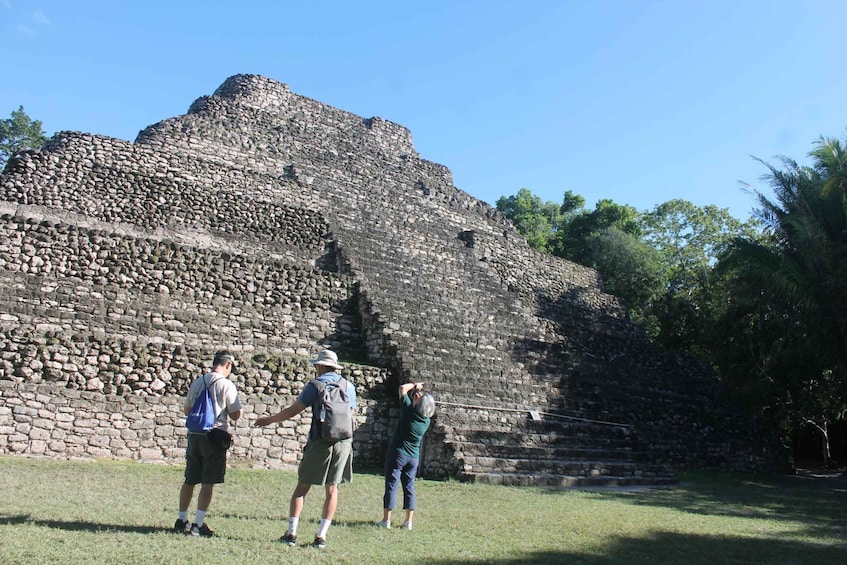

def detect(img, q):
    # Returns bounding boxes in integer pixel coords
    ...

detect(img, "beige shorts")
[298,438,353,485]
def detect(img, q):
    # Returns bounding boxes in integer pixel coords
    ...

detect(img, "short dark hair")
[213,350,237,371]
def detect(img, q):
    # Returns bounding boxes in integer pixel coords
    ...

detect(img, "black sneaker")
[279,532,297,546]
[311,536,327,549]
[190,522,215,537]
[173,518,190,534]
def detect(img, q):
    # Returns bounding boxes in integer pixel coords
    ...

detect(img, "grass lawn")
[0,455,845,564]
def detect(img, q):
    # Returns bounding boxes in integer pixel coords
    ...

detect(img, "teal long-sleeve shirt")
[390,392,431,458]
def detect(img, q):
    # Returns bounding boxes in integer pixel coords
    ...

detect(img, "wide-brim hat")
[309,349,343,370]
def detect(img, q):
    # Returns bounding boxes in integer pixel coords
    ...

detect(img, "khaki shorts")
[184,433,227,485]
[298,438,353,485]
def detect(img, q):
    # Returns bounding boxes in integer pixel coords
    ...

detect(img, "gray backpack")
[310,378,353,441]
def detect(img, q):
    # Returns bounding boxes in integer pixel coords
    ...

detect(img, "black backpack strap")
[310,379,325,402]
[307,379,325,441]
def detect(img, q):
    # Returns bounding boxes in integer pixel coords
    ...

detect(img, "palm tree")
[812,136,847,199]
[717,136,847,465]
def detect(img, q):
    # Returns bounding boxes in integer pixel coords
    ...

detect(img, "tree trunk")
[804,418,832,466]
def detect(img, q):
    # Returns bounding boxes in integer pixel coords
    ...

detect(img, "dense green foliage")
[582,226,665,336]
[495,134,847,461]
[2,456,845,564]
[495,188,564,252]
[555,197,642,260]
[713,137,847,463]
[641,199,760,350]
[496,190,757,344]
[0,106,48,168]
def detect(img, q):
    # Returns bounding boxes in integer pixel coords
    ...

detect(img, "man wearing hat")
[174,350,242,537]
[254,349,357,549]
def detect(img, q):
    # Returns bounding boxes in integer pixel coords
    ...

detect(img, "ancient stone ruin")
[0,74,782,484]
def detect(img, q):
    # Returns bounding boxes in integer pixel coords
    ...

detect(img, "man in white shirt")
[174,350,242,537]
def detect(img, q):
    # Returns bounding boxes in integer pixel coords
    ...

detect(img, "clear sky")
[3,1,847,220]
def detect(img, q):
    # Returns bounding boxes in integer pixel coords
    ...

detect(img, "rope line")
[434,400,631,428]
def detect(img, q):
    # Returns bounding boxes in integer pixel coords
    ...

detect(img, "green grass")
[0,456,845,564]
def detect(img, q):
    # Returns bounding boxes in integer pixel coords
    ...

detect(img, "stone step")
[439,416,634,439]
[567,380,714,408]
[448,440,648,462]
[457,453,672,476]
[482,459,670,478]
[440,434,636,461]
[458,472,679,488]
[0,295,302,351]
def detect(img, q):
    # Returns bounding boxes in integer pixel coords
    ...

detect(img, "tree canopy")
[496,187,755,344]
[713,136,847,463]
[495,188,563,252]
[640,199,760,350]
[0,106,48,169]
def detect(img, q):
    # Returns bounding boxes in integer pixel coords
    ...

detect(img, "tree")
[639,199,760,350]
[583,226,665,337]
[0,106,48,169]
[498,188,664,334]
[812,136,847,199]
[715,136,847,465]
[496,189,760,350]
[560,190,585,215]
[554,198,641,262]
[496,188,563,252]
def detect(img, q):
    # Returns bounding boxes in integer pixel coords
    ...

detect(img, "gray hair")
[415,393,436,418]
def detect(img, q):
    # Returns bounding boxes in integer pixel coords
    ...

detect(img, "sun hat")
[309,349,343,371]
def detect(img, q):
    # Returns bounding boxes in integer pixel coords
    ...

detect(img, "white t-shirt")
[184,371,242,432]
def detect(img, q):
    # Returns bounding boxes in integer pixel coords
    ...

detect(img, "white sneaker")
[402,521,412,530]
[375,520,391,529]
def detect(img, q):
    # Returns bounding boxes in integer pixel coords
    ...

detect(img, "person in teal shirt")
[377,382,435,530]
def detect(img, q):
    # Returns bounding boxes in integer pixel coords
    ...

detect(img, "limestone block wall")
[0,210,355,354]
[0,351,394,469]
[3,132,324,257]
[0,118,406,468]
[139,76,422,172]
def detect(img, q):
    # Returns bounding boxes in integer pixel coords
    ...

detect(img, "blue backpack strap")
[202,374,222,420]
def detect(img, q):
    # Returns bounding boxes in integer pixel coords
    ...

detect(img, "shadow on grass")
[424,531,847,565]
[214,513,390,531]
[561,472,847,541]
[0,513,167,535]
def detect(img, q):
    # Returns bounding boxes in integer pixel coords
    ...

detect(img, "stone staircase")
[428,410,677,487]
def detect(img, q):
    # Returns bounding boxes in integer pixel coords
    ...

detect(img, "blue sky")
[3,1,847,220]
